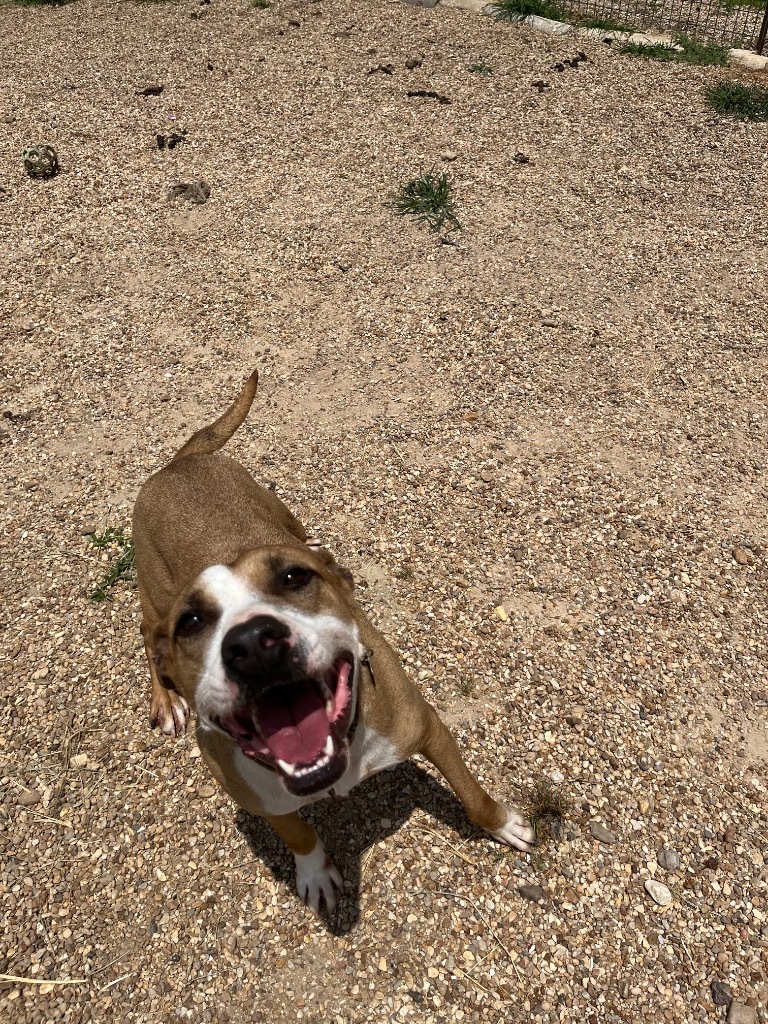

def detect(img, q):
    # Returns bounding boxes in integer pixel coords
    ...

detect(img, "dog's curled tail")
[172,369,259,462]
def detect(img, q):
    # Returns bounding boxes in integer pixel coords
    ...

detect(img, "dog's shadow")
[234,761,482,935]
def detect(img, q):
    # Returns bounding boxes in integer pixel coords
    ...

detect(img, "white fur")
[228,719,402,816]
[491,807,535,852]
[193,563,361,729]
[294,839,343,914]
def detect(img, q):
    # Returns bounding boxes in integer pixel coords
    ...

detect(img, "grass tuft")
[89,526,136,602]
[488,0,565,21]
[458,677,475,697]
[252,0,270,7]
[468,61,494,74]
[620,33,729,65]
[706,80,768,120]
[525,778,571,846]
[391,169,461,234]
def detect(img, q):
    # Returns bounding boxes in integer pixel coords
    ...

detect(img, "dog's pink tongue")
[260,687,329,764]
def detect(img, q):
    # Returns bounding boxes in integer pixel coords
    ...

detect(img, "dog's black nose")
[221,615,291,680]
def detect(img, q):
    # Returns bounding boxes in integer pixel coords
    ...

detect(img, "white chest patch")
[233,721,402,816]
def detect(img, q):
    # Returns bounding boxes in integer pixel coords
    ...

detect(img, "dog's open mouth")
[213,655,355,795]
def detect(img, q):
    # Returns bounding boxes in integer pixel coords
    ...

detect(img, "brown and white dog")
[133,370,533,913]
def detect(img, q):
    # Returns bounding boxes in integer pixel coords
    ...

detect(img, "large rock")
[441,0,491,11]
[526,15,573,34]
[729,49,768,71]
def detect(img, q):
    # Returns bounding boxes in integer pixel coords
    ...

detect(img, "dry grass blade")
[525,777,571,846]
[407,824,479,865]
[0,973,87,986]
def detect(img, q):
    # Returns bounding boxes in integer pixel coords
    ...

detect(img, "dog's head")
[152,545,361,796]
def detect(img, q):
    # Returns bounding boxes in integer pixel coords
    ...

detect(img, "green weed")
[488,0,565,21]
[706,80,768,120]
[391,169,461,234]
[620,33,729,65]
[89,527,136,602]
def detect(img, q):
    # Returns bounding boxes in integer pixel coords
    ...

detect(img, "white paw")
[490,806,535,852]
[294,842,343,915]
[151,689,190,736]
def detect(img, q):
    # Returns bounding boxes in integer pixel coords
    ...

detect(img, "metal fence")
[562,0,768,52]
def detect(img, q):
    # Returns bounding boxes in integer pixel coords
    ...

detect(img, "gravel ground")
[1,1,767,1022]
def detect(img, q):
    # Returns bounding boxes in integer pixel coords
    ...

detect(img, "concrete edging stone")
[436,0,768,69]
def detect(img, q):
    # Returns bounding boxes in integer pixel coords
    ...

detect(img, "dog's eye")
[175,611,205,638]
[282,566,314,590]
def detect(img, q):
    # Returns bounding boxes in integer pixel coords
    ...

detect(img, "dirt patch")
[1,1,767,1023]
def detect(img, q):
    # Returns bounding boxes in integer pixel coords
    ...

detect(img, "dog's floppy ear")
[312,545,354,591]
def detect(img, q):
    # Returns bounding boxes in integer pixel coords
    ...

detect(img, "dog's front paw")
[490,806,535,852]
[294,843,343,915]
[150,688,190,736]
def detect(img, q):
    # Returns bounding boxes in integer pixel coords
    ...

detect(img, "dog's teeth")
[324,736,334,757]
[277,759,297,776]
[318,678,334,716]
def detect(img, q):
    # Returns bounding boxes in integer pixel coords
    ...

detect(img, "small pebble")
[644,879,673,906]
[727,1003,757,1024]
[711,980,733,1007]
[565,705,584,726]
[17,790,42,806]
[518,884,545,902]
[732,546,752,565]
[589,821,617,844]
[657,848,680,872]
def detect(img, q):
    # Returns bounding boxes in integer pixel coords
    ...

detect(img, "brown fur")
[132,370,529,899]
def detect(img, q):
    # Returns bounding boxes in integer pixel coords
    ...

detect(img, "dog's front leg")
[198,733,343,913]
[266,813,343,915]
[418,704,534,852]
[141,627,190,736]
